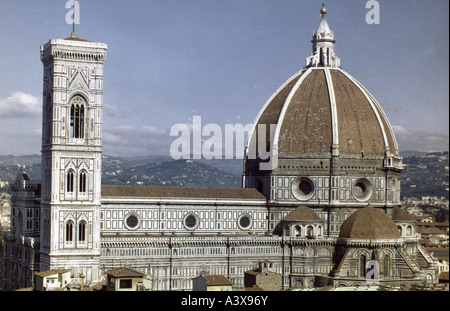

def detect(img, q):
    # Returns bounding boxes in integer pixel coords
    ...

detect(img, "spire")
[305,4,341,68]
[70,0,77,38]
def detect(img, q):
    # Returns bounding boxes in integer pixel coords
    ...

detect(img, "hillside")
[401,152,449,199]
[102,156,241,188]
[0,152,448,199]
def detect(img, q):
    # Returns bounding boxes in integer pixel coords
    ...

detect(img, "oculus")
[124,212,140,230]
[238,214,252,230]
[183,213,199,230]
[292,177,315,201]
[352,178,373,202]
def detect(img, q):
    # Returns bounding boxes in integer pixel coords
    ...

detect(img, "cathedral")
[0,6,439,291]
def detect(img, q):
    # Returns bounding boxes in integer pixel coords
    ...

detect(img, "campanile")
[39,31,107,282]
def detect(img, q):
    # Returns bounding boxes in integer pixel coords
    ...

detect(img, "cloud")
[103,103,132,118]
[0,92,41,118]
[392,125,449,152]
[0,128,41,155]
[103,125,173,156]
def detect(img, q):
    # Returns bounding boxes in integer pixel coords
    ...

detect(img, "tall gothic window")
[384,256,390,277]
[66,221,74,242]
[67,170,75,192]
[79,171,87,193]
[78,221,86,242]
[70,96,85,138]
[46,95,52,141]
[359,255,367,277]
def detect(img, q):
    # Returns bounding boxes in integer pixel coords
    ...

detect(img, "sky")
[0,0,448,158]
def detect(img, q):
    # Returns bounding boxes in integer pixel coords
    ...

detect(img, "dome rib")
[245,69,306,159]
[353,80,400,156]
[273,67,313,155]
[338,69,397,156]
[245,67,400,160]
[324,68,339,154]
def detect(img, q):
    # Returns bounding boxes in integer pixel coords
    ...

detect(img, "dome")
[248,67,399,158]
[391,206,416,222]
[339,206,401,240]
[243,6,403,215]
[245,6,400,166]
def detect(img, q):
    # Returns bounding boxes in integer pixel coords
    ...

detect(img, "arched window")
[406,225,413,236]
[67,170,75,192]
[306,225,314,237]
[284,225,290,237]
[294,225,302,237]
[359,255,367,277]
[317,225,323,237]
[45,95,52,141]
[17,211,23,236]
[79,171,87,193]
[78,221,86,242]
[66,221,74,242]
[70,96,85,138]
[383,255,390,277]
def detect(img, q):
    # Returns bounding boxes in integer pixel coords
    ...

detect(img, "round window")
[352,178,373,202]
[184,213,198,230]
[124,213,140,230]
[238,214,252,230]
[292,177,315,201]
[299,180,313,196]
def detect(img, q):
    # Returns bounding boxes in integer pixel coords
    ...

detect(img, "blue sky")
[0,0,448,157]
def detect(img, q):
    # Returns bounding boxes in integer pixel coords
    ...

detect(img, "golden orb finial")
[320,3,327,16]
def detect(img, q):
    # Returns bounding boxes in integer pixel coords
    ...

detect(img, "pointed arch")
[66,220,74,242]
[67,169,75,192]
[359,254,367,277]
[79,170,87,193]
[78,220,86,242]
[69,95,86,138]
[17,211,23,236]
[383,255,390,278]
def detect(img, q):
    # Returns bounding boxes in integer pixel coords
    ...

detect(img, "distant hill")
[102,156,241,188]
[0,155,41,185]
[401,151,449,199]
[399,150,428,158]
[1,152,448,199]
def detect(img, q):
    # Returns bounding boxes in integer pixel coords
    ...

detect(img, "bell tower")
[39,32,107,283]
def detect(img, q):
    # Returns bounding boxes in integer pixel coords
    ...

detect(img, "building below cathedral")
[0,6,440,291]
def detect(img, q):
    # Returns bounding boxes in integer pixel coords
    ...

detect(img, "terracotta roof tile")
[202,274,232,286]
[101,185,266,200]
[283,205,322,222]
[391,207,416,221]
[339,206,401,240]
[106,267,146,278]
[35,269,72,278]
[63,35,92,42]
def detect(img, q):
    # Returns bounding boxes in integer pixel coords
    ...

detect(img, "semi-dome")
[339,206,401,240]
